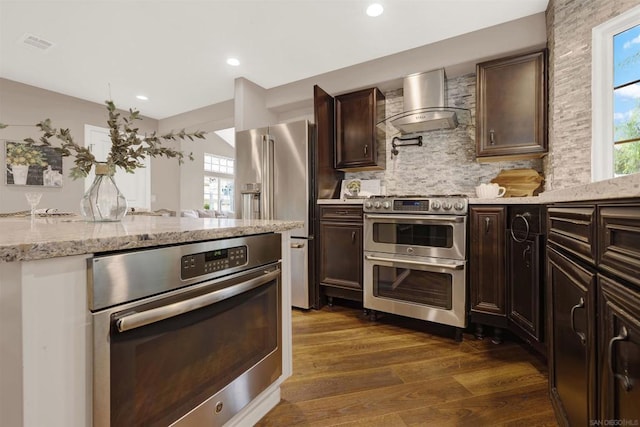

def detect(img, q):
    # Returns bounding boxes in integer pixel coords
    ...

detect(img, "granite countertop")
[0,215,303,262]
[470,173,640,204]
[319,174,640,205]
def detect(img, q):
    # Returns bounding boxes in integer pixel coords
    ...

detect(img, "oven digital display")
[205,249,228,262]
[396,200,428,210]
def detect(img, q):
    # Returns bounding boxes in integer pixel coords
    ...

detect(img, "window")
[204,154,234,174]
[203,153,234,212]
[592,6,640,181]
[613,24,640,176]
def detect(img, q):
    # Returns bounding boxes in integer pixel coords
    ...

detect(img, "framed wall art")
[5,141,63,187]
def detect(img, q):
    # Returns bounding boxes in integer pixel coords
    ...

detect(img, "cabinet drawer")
[599,204,640,288]
[320,205,363,222]
[547,205,597,265]
[508,205,543,235]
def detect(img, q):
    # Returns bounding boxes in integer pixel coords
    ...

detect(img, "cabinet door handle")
[523,245,531,268]
[510,214,530,242]
[351,231,356,243]
[484,217,490,233]
[363,144,368,155]
[608,325,632,392]
[489,129,495,145]
[570,297,587,346]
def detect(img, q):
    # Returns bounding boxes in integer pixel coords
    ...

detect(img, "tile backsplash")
[346,74,543,196]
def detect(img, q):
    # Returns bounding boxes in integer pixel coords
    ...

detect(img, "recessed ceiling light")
[366,3,384,17]
[136,95,148,101]
[226,58,240,66]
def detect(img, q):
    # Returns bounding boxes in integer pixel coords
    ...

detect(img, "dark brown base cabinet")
[470,206,507,340]
[318,205,363,305]
[547,246,597,426]
[470,205,545,353]
[598,275,640,423]
[547,201,640,426]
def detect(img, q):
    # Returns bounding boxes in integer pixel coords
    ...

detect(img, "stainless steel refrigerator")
[235,120,314,309]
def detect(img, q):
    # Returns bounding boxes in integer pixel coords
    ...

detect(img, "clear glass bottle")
[80,162,127,221]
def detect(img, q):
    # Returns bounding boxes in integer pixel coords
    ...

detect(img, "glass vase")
[80,163,127,222]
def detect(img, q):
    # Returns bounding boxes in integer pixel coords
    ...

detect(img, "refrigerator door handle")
[261,135,275,220]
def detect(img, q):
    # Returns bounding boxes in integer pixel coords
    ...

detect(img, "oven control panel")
[181,245,248,279]
[364,196,468,214]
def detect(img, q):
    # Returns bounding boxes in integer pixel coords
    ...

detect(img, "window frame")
[203,153,234,212]
[592,5,640,182]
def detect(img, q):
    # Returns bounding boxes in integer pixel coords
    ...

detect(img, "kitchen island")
[0,215,302,427]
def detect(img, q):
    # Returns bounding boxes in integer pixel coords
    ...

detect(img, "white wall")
[158,100,234,211]
[0,79,157,214]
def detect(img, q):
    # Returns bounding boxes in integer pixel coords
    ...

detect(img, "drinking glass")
[25,192,43,218]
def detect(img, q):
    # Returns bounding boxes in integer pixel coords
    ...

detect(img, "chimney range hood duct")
[390,69,458,134]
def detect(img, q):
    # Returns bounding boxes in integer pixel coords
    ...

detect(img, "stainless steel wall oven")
[363,195,468,340]
[88,233,282,427]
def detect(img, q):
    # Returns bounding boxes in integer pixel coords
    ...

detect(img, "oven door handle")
[364,214,465,223]
[115,268,280,333]
[365,254,464,270]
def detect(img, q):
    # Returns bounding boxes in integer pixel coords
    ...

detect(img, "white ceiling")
[0,0,548,120]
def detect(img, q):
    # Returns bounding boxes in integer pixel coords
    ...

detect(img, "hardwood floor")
[257,303,558,427]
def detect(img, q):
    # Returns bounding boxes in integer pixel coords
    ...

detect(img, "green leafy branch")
[1,100,206,179]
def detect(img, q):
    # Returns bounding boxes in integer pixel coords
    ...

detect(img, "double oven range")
[363,195,468,340]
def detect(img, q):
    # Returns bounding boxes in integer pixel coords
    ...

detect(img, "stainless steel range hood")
[390,69,458,134]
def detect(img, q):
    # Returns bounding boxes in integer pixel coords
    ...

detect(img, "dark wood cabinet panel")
[598,274,640,423]
[335,88,385,171]
[598,203,640,288]
[313,86,346,308]
[318,205,363,304]
[546,247,597,427]
[508,234,543,343]
[470,207,507,320]
[471,204,546,349]
[507,206,545,352]
[476,50,547,159]
[313,85,344,200]
[546,199,640,425]
[320,206,363,222]
[547,205,597,266]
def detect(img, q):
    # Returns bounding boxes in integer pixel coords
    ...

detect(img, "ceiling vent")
[19,33,55,51]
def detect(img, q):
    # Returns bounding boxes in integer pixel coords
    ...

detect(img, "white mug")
[476,183,506,198]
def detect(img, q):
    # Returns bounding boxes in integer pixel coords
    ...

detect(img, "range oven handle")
[364,214,464,223]
[115,268,280,333]
[365,254,464,270]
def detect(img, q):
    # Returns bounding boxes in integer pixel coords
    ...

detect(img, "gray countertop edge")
[0,217,304,262]
[317,198,365,205]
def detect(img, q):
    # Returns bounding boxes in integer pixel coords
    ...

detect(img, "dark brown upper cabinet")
[334,87,386,171]
[476,49,547,160]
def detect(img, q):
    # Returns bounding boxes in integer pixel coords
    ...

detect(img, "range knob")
[382,201,391,210]
[453,200,465,211]
[374,201,381,209]
[442,201,452,211]
[364,201,373,209]
[431,200,441,210]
